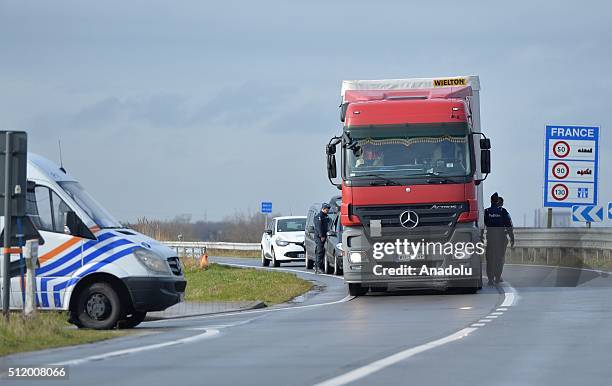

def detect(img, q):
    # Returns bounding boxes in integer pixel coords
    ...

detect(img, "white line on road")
[313,328,477,386]
[478,319,492,323]
[51,329,220,366]
[312,280,519,386]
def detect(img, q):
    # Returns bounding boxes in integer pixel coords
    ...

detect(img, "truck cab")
[326,76,491,295]
[0,153,186,329]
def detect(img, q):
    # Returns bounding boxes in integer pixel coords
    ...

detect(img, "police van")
[0,153,186,329]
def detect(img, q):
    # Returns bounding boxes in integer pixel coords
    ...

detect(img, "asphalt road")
[2,258,612,386]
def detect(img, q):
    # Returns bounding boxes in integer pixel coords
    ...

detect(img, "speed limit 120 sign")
[544,125,599,208]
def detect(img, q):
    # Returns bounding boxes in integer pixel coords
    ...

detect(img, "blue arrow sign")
[572,205,603,222]
[260,201,272,214]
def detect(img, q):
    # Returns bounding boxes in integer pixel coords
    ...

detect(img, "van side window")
[29,186,72,234]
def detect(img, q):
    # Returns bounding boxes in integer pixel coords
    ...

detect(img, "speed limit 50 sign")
[544,125,599,207]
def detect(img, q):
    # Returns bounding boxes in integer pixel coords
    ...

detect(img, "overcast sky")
[1,0,610,225]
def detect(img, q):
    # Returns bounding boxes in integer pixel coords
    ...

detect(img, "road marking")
[478,319,492,323]
[491,312,504,315]
[313,328,477,386]
[51,329,220,366]
[459,306,472,310]
[313,282,518,386]
[496,307,508,311]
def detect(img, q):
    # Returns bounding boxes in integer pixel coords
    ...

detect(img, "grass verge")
[0,312,126,357]
[184,262,312,305]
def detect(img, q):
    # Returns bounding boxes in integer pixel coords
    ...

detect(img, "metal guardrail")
[514,228,612,250]
[162,241,260,258]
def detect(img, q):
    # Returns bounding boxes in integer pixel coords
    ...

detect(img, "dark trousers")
[315,237,326,269]
[486,229,508,281]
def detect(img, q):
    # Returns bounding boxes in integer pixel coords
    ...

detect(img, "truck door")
[22,184,84,310]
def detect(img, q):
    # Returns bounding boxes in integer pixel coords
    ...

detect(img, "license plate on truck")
[396,253,424,262]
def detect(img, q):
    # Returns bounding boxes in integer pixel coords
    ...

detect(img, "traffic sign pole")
[2,132,13,319]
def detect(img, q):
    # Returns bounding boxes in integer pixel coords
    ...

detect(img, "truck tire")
[272,248,280,267]
[348,283,368,296]
[324,254,333,274]
[75,282,122,329]
[117,311,147,329]
[261,248,270,267]
[305,250,313,269]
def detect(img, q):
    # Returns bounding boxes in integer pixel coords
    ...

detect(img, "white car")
[261,216,307,267]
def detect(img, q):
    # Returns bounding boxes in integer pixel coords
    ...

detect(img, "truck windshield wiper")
[420,172,456,184]
[358,174,401,186]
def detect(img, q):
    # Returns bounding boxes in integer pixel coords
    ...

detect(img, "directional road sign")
[572,205,603,222]
[544,125,599,208]
[608,202,612,220]
[260,201,272,214]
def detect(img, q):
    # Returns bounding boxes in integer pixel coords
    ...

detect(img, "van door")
[19,184,84,310]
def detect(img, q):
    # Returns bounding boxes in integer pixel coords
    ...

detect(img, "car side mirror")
[65,211,96,240]
[306,225,314,233]
[264,229,273,236]
[327,230,337,237]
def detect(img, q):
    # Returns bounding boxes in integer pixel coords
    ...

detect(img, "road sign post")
[1,131,28,319]
[544,125,599,210]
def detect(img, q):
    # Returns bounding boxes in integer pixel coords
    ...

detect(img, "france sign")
[544,125,599,208]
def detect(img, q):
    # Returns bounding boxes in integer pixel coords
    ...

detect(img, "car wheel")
[272,248,280,267]
[261,248,269,267]
[305,249,313,269]
[324,254,333,274]
[75,282,122,329]
[117,311,147,329]
[348,283,368,296]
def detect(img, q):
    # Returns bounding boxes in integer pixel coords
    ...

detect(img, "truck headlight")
[134,248,171,275]
[349,251,362,263]
[275,239,290,247]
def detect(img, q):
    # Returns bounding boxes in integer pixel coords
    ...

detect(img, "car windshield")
[345,123,471,179]
[277,218,306,232]
[58,181,122,228]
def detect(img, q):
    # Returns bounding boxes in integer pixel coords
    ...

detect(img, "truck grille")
[167,256,183,275]
[353,202,467,242]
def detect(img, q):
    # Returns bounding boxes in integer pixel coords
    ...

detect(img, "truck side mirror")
[480,138,491,150]
[481,149,491,174]
[327,154,337,179]
[65,211,96,240]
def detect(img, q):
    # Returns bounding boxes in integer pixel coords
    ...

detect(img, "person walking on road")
[484,193,515,285]
[313,203,331,274]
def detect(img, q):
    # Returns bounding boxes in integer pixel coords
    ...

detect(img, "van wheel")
[261,248,270,267]
[272,248,280,267]
[75,282,122,329]
[305,250,313,269]
[348,283,368,296]
[117,311,147,329]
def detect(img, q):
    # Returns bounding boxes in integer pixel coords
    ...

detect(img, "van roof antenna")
[58,139,66,173]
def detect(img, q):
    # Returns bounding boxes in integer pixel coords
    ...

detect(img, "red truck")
[325,76,490,295]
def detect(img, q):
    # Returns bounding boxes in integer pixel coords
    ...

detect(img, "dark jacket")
[313,211,330,238]
[484,205,514,243]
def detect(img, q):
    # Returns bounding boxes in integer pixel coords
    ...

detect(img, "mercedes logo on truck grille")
[399,210,419,229]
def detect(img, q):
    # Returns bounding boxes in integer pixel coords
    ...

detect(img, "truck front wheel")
[75,282,122,329]
[348,283,368,296]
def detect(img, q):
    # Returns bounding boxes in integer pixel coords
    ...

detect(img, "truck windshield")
[345,123,471,179]
[58,181,122,229]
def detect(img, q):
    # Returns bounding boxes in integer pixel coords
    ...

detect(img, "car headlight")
[349,251,362,263]
[134,248,171,275]
[275,239,290,247]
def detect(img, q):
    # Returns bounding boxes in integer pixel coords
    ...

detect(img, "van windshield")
[58,181,121,229]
